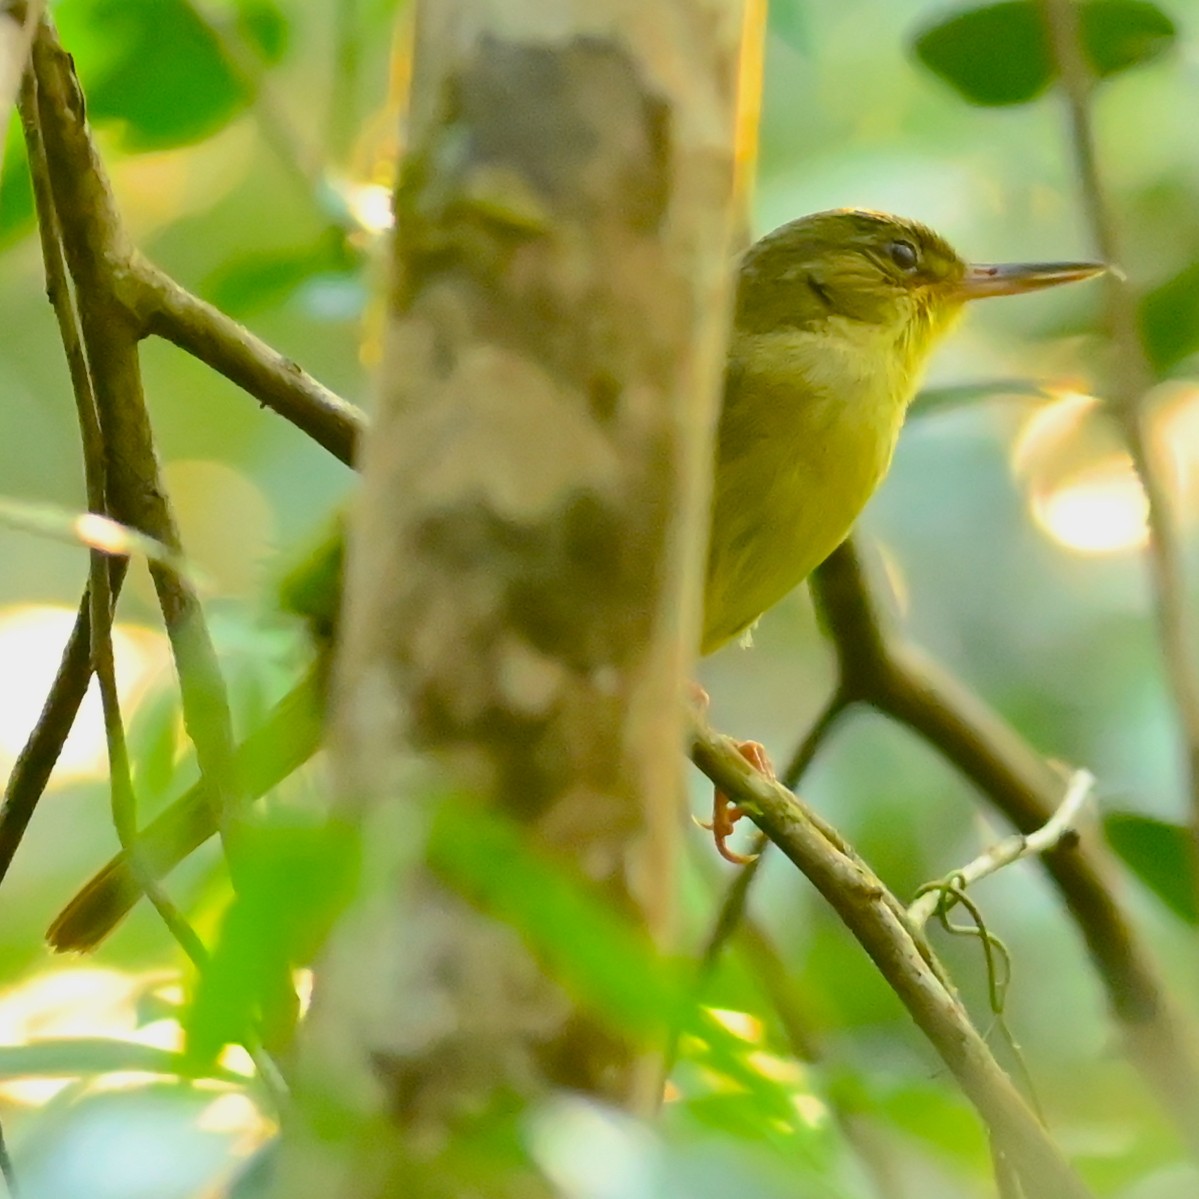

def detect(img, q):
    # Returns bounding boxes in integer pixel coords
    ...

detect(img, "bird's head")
[734,208,1103,368]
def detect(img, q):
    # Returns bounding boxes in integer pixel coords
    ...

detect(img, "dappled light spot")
[1031,457,1149,555]
[293,967,314,1017]
[0,968,177,1105]
[343,180,394,234]
[195,1090,275,1158]
[1011,389,1104,480]
[0,606,168,783]
[705,1007,764,1043]
[1013,389,1154,556]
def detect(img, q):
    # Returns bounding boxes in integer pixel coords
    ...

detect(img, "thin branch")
[909,770,1095,930]
[89,561,291,1115]
[91,551,209,966]
[0,585,101,885]
[0,73,125,889]
[127,257,364,467]
[811,539,1199,1157]
[689,711,1096,1199]
[25,39,294,1113]
[1037,0,1199,885]
[32,18,246,871]
[20,61,208,965]
[696,690,849,977]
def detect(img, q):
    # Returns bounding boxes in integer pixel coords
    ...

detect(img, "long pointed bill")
[957,260,1106,300]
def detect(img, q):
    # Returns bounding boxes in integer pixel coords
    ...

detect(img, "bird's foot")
[698,739,772,865]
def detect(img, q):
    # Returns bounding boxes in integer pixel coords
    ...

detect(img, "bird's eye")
[888,240,919,272]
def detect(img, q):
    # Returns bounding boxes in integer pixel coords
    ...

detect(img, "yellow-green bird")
[705,208,1100,652]
[47,209,1102,949]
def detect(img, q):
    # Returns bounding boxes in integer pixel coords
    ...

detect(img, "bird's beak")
[957,260,1106,300]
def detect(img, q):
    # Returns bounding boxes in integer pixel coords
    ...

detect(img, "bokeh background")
[0,1,1197,1196]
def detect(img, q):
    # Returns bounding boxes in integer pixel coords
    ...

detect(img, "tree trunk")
[273,2,751,1195]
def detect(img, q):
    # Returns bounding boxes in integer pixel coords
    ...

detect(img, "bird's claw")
[703,739,772,865]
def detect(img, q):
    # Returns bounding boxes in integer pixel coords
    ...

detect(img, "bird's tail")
[47,667,326,953]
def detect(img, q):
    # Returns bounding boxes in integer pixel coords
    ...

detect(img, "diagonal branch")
[17,11,1196,1174]
[811,539,1199,1155]
[127,258,364,468]
[690,711,1097,1199]
[19,60,207,966]
[30,17,245,893]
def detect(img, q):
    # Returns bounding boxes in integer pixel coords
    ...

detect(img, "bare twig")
[90,543,209,966]
[0,585,103,885]
[689,711,1096,1199]
[0,72,127,889]
[5,22,355,895]
[909,770,1095,929]
[25,38,296,1112]
[20,62,207,964]
[32,19,246,868]
[1037,0,1199,885]
[811,539,1199,1156]
[128,258,364,467]
[696,690,849,976]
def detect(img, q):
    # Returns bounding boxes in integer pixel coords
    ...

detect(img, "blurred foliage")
[1141,262,1199,372]
[913,0,1176,107]
[182,816,357,1067]
[1105,810,1198,924]
[1,0,1198,1196]
[54,0,289,151]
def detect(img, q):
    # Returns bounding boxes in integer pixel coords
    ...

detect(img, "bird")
[46,209,1103,949]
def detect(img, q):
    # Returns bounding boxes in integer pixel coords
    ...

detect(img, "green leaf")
[912,1,1176,108]
[183,816,359,1065]
[0,1037,235,1080]
[914,2,1051,106]
[237,0,290,62]
[57,0,288,150]
[1083,0,1175,76]
[429,795,683,1040]
[1104,810,1198,923]
[1139,262,1199,372]
[430,796,807,1125]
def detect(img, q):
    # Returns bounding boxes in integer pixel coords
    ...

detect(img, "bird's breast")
[702,326,911,652]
